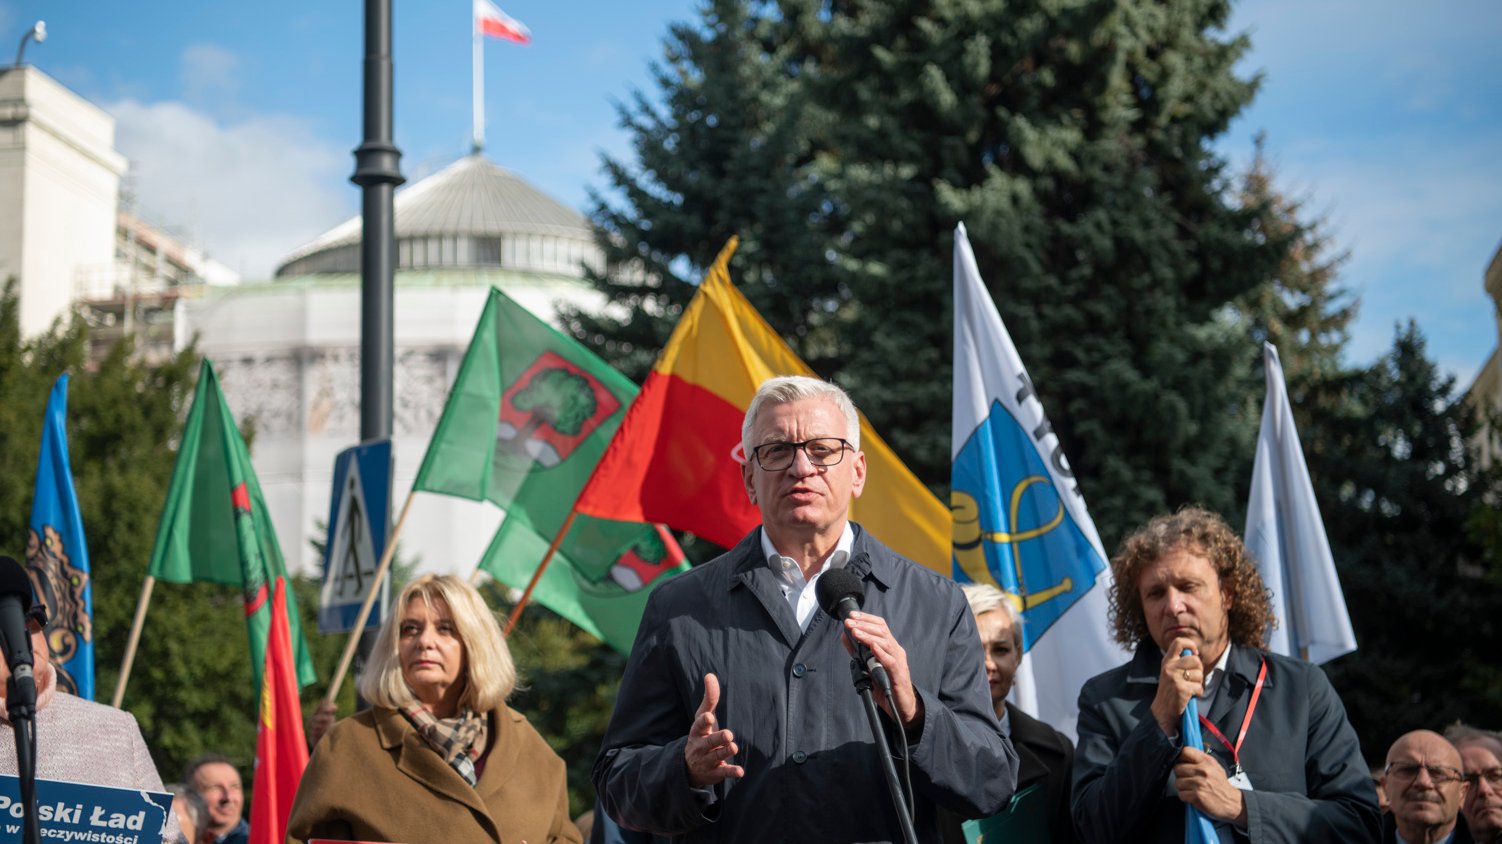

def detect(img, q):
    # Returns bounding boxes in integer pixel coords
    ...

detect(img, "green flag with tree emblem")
[414,289,686,652]
[147,360,317,687]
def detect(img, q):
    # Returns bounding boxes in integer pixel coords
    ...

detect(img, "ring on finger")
[1182,669,1192,681]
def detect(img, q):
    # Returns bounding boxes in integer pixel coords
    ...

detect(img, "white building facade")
[188,156,612,577]
[0,66,126,336]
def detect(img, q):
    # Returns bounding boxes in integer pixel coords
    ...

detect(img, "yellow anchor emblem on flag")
[951,479,1073,610]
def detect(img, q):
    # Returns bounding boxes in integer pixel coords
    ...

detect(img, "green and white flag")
[414,289,687,652]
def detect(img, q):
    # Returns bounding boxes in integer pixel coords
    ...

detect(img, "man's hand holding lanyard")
[1156,638,1268,828]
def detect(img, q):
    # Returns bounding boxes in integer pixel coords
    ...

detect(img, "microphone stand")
[848,658,919,844]
[8,674,40,844]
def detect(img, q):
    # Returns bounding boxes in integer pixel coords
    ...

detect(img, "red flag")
[574,238,951,567]
[249,577,310,844]
[474,0,531,44]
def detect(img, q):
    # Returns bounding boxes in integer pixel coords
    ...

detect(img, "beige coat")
[287,705,582,844]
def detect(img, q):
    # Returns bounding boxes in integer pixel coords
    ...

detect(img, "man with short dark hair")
[1072,507,1379,843]
[1382,730,1472,844]
[185,754,247,844]
[595,376,1016,843]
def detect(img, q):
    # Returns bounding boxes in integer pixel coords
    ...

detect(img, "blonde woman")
[287,575,580,844]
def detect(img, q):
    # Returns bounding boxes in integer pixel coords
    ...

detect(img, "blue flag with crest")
[26,374,94,700]
[951,223,1122,738]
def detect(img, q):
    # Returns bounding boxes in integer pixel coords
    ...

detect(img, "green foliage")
[566,0,848,382]
[482,581,625,819]
[0,280,218,780]
[579,0,1502,761]
[0,280,359,793]
[574,0,1288,547]
[1307,326,1502,761]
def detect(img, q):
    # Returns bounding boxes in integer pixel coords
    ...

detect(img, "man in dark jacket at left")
[594,375,1017,843]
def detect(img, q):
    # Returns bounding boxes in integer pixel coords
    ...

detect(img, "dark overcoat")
[594,524,1018,843]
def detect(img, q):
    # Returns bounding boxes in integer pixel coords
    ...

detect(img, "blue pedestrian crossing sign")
[319,439,392,633]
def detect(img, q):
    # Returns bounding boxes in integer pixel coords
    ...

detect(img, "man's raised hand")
[684,673,745,788]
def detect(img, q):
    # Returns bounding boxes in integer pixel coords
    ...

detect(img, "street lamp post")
[12,20,45,68]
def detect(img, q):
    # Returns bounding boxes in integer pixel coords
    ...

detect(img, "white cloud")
[108,98,351,280]
[179,43,240,110]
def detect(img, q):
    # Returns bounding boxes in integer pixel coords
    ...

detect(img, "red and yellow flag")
[575,238,950,571]
[249,577,309,844]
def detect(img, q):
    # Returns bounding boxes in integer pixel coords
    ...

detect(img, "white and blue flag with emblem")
[951,222,1123,738]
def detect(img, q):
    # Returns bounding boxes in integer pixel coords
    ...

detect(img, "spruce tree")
[570,0,846,381]
[1314,326,1502,759]
[582,0,1293,548]
[789,0,1287,543]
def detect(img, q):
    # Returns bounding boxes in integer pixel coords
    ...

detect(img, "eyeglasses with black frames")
[750,438,852,472]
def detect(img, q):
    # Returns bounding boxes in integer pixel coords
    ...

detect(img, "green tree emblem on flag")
[496,352,620,469]
[608,529,679,592]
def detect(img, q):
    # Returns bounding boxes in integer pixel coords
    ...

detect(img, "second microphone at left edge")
[0,555,38,709]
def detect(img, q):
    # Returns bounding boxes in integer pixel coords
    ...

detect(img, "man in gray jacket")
[594,376,1017,842]
[1071,507,1379,843]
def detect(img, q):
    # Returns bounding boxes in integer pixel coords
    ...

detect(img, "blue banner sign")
[0,775,171,844]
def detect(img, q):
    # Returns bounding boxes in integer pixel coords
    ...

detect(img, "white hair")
[741,375,861,453]
[960,582,1024,651]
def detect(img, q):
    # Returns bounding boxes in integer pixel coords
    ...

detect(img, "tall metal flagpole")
[472,2,484,154]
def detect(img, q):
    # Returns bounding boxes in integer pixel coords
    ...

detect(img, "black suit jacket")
[1007,702,1078,844]
[940,702,1077,844]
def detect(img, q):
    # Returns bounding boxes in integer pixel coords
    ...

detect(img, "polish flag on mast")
[475,0,531,44]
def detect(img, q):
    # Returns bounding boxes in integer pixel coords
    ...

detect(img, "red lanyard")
[1197,656,1267,775]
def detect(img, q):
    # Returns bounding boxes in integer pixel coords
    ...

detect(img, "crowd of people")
[7,375,1499,843]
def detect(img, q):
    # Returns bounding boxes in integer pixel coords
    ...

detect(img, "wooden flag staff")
[110,575,157,708]
[501,510,578,635]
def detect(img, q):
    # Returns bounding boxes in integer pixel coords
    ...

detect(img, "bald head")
[1385,730,1468,842]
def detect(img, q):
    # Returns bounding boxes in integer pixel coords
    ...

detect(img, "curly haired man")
[1071,507,1380,843]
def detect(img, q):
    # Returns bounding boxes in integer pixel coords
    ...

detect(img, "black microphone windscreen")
[0,557,32,609]
[816,568,865,617]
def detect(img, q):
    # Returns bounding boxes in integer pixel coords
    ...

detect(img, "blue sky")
[3,0,1498,385]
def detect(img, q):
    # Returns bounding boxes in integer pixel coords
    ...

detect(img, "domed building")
[186,154,612,577]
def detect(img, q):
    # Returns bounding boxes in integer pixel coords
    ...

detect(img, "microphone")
[0,556,37,713]
[816,569,893,697]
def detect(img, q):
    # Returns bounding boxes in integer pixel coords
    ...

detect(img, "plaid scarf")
[400,704,488,787]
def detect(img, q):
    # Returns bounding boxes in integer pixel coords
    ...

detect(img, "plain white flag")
[1244,342,1356,664]
[951,222,1125,739]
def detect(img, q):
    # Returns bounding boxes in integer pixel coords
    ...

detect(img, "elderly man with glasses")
[1382,730,1474,844]
[595,375,1017,843]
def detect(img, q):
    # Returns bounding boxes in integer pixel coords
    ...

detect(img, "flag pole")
[324,491,417,705]
[502,509,578,635]
[111,575,156,708]
[471,1,484,154]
